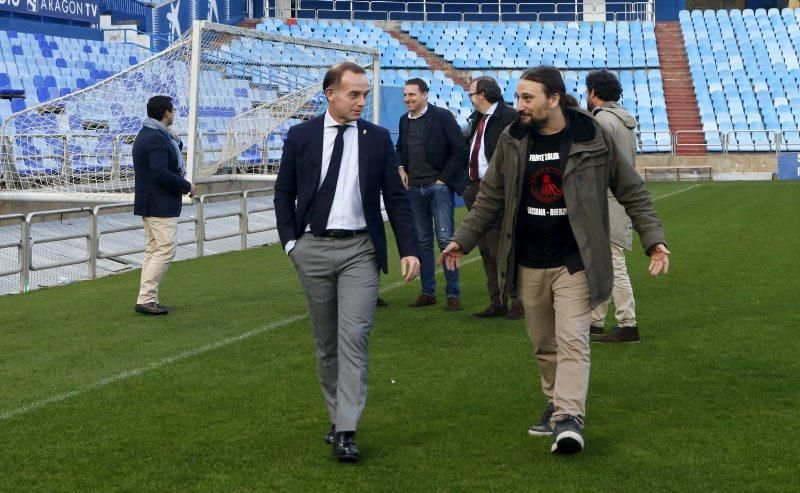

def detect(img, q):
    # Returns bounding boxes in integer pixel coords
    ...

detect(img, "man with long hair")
[441,67,670,454]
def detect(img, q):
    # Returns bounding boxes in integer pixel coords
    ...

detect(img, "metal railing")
[0,214,27,280]
[286,1,654,22]
[673,130,787,156]
[0,187,277,294]
[101,27,180,52]
[26,208,95,289]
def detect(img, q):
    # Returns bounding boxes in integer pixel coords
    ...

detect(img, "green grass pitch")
[1,181,798,490]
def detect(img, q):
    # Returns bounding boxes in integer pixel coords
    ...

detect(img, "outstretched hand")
[439,241,463,271]
[400,256,420,283]
[648,243,670,276]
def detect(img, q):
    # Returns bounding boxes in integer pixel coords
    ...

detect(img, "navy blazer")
[132,126,191,218]
[274,114,419,274]
[396,104,469,194]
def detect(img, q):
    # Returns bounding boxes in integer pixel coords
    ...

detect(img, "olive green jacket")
[451,107,666,307]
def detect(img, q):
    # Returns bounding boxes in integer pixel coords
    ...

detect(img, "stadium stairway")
[385,27,470,89]
[239,18,261,30]
[656,21,707,155]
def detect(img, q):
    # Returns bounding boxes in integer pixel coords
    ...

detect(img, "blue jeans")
[408,182,460,298]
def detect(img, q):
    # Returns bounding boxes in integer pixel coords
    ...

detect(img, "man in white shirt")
[274,62,420,462]
[462,76,521,319]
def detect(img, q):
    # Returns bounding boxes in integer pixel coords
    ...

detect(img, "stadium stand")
[468,69,670,152]
[681,8,800,151]
[286,0,639,22]
[0,31,151,111]
[254,18,668,150]
[401,20,660,69]
[256,18,426,67]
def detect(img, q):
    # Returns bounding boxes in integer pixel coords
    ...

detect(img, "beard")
[518,111,548,131]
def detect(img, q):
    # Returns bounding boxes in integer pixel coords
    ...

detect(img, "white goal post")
[0,21,381,200]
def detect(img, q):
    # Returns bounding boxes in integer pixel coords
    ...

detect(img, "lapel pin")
[363,129,367,135]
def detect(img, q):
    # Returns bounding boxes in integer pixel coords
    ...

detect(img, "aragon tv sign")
[0,0,100,23]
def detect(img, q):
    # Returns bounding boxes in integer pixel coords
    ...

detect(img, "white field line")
[1,257,481,421]
[652,184,702,201]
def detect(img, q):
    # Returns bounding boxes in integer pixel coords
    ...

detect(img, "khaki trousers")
[462,180,518,307]
[591,243,637,327]
[137,217,178,305]
[519,266,591,424]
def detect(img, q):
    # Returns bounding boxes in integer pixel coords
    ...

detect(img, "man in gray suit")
[274,62,420,462]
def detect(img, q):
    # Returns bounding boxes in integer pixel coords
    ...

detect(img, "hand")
[648,243,670,276]
[400,256,420,283]
[439,241,463,271]
[189,184,197,196]
[399,166,409,190]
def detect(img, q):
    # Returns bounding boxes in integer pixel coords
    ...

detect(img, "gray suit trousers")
[290,233,379,432]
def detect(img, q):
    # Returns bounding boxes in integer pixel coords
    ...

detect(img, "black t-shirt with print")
[515,129,580,269]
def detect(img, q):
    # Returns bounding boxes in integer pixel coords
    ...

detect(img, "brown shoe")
[409,294,436,307]
[446,297,462,311]
[472,304,508,318]
[135,302,169,315]
[590,325,605,336]
[505,300,524,319]
[593,325,640,343]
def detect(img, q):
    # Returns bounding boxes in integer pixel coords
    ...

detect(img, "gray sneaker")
[528,401,555,436]
[551,415,584,454]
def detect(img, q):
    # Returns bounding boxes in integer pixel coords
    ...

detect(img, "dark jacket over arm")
[274,115,418,273]
[396,104,469,194]
[466,100,518,164]
[133,126,191,218]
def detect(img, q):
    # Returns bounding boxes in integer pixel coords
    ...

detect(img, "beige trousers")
[519,266,592,424]
[137,217,178,305]
[591,243,637,327]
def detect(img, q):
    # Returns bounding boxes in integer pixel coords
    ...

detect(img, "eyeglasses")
[467,92,481,98]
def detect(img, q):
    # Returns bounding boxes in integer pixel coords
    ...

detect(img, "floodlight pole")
[186,20,206,186]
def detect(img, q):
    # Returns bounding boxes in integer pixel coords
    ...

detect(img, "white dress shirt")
[470,102,498,179]
[286,112,366,254]
[407,104,429,120]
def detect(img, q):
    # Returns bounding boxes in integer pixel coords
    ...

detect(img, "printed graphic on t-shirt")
[525,153,567,217]
[516,130,576,269]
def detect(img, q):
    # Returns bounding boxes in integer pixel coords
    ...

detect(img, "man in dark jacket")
[132,95,195,315]
[274,63,420,462]
[441,67,669,455]
[397,78,468,311]
[463,76,522,319]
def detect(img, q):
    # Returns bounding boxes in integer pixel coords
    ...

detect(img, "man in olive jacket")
[441,67,670,455]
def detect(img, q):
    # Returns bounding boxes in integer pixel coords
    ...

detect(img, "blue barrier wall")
[655,0,685,21]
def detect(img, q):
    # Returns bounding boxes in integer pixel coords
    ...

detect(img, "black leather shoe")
[157,303,175,313]
[333,431,360,462]
[324,424,335,445]
[134,302,169,315]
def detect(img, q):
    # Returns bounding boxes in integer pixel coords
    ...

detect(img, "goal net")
[0,21,379,198]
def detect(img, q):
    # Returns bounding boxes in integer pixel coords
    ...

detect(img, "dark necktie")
[469,114,487,181]
[310,124,349,236]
